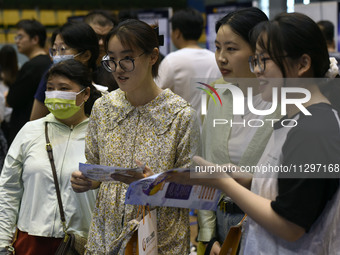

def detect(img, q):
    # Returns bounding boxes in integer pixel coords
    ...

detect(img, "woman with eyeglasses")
[0,59,101,255]
[30,22,109,121]
[196,8,282,255]
[70,19,199,254]
[167,12,340,254]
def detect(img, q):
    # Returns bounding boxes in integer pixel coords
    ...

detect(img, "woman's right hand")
[210,241,221,255]
[203,240,221,255]
[71,170,97,192]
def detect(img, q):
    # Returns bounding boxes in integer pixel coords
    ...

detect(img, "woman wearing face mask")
[167,12,340,254]
[70,19,199,254]
[30,22,108,121]
[197,8,281,255]
[0,59,101,255]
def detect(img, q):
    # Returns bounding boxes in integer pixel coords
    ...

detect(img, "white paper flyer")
[79,163,143,182]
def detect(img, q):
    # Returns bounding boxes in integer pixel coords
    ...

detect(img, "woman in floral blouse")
[71,19,199,254]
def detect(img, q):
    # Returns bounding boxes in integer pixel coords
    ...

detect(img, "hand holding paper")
[125,167,221,211]
[165,156,231,186]
[79,162,145,182]
[71,170,94,193]
[111,159,154,184]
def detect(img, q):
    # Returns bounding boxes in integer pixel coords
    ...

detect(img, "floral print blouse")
[85,88,199,254]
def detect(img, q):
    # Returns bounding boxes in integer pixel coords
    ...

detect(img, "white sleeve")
[155,57,174,91]
[0,135,24,248]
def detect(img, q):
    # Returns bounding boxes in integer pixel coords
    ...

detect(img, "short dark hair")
[46,59,101,116]
[317,20,334,45]
[216,7,268,47]
[84,10,116,27]
[51,22,99,71]
[170,8,203,41]
[16,19,46,48]
[105,19,160,77]
[252,12,330,78]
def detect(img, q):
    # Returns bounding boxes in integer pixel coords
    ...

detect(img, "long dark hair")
[251,12,330,78]
[46,59,101,116]
[0,45,18,86]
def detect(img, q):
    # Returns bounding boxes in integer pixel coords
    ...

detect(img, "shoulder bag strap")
[45,122,68,233]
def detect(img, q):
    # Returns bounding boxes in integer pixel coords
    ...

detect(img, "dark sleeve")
[7,56,51,108]
[271,114,340,232]
[34,72,48,103]
[271,178,338,232]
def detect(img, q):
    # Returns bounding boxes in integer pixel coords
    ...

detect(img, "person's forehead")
[47,75,80,87]
[90,23,113,35]
[107,36,134,53]
[16,29,28,36]
[53,34,66,44]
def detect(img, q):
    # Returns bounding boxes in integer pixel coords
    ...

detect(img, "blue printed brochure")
[125,168,220,211]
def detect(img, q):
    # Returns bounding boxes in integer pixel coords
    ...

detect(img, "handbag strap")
[45,122,67,234]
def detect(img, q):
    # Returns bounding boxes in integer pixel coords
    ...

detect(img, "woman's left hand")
[111,159,154,184]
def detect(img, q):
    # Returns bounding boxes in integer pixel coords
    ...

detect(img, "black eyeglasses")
[248,54,271,73]
[101,52,145,72]
[249,54,288,73]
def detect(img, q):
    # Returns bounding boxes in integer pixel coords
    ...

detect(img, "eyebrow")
[47,82,71,87]
[214,40,237,46]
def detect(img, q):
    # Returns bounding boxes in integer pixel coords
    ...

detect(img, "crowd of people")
[0,6,339,255]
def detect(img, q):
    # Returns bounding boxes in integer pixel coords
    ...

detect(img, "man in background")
[156,8,220,124]
[84,10,118,91]
[7,19,51,145]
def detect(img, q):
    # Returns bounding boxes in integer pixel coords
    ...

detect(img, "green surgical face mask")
[44,89,85,119]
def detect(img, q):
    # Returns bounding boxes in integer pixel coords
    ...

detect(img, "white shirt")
[0,114,97,249]
[156,48,221,121]
[228,94,269,164]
